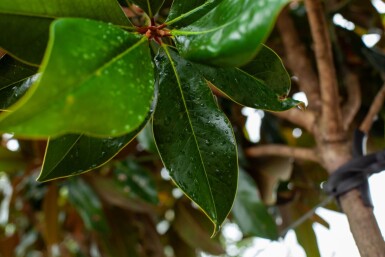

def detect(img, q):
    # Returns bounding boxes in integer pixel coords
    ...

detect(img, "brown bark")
[276,8,321,112]
[245,144,320,163]
[270,2,385,256]
[305,0,344,142]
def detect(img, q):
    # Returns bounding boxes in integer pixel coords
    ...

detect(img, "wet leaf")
[153,47,238,234]
[38,115,149,182]
[232,170,278,240]
[0,18,154,138]
[114,159,158,204]
[0,55,37,110]
[67,178,109,232]
[166,0,225,28]
[194,46,299,111]
[0,0,131,65]
[172,0,289,66]
[129,0,165,17]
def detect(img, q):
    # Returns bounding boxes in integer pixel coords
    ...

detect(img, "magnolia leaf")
[241,45,291,95]
[114,159,159,204]
[172,0,289,66]
[129,0,165,17]
[0,18,154,138]
[38,116,149,182]
[195,46,299,111]
[166,0,225,28]
[67,178,109,232]
[232,170,278,239]
[0,55,37,110]
[153,47,238,234]
[0,0,131,65]
[173,202,225,255]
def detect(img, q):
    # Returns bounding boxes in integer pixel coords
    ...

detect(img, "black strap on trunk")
[323,129,385,207]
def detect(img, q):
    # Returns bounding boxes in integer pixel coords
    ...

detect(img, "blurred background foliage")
[1,0,385,256]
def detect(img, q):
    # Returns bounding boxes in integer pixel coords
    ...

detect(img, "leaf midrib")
[163,45,217,221]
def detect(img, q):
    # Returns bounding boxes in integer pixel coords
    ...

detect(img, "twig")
[245,144,320,163]
[360,83,385,134]
[277,8,321,112]
[305,0,344,140]
[272,108,316,133]
[342,72,361,130]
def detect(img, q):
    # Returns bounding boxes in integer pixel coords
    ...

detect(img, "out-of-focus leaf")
[38,115,150,182]
[295,217,321,257]
[114,159,158,204]
[137,121,157,153]
[0,0,131,65]
[166,0,225,28]
[169,229,197,257]
[0,19,154,138]
[312,213,329,229]
[67,178,108,233]
[256,157,293,205]
[0,146,26,172]
[0,55,37,110]
[172,0,289,66]
[153,47,238,234]
[173,202,225,255]
[195,46,299,111]
[129,0,165,17]
[363,47,385,73]
[89,175,154,214]
[42,183,59,248]
[232,170,278,239]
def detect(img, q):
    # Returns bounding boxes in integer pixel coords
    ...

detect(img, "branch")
[360,83,385,134]
[277,8,321,111]
[305,0,344,140]
[0,48,5,59]
[245,144,320,163]
[342,71,361,130]
[272,108,316,133]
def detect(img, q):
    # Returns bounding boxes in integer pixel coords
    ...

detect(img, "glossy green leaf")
[166,0,224,28]
[0,55,37,110]
[38,117,148,182]
[0,18,155,138]
[172,0,289,66]
[153,46,238,234]
[241,45,291,95]
[67,178,109,233]
[232,170,278,240]
[114,159,158,204]
[129,0,165,17]
[172,202,225,255]
[0,0,131,65]
[194,46,299,111]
